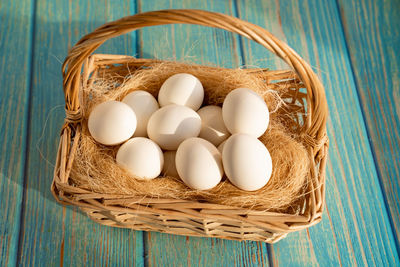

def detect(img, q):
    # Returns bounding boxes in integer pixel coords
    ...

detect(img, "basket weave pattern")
[52,9,329,243]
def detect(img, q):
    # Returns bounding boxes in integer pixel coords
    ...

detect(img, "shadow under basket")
[52,9,329,243]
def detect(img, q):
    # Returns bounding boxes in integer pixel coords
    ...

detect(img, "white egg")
[217,140,227,154]
[116,137,163,180]
[88,100,136,146]
[222,88,269,138]
[222,134,272,191]
[158,73,204,110]
[197,105,230,146]
[122,90,159,137]
[176,138,223,190]
[147,105,201,150]
[162,150,179,177]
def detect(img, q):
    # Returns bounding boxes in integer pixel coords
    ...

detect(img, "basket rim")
[52,54,328,233]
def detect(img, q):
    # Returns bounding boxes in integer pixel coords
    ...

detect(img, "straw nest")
[69,61,310,212]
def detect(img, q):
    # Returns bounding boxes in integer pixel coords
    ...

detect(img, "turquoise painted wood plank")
[0,0,33,266]
[16,0,144,266]
[338,0,400,250]
[138,0,242,67]
[237,0,399,265]
[138,1,269,266]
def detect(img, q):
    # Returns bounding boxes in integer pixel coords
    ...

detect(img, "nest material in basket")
[70,61,310,212]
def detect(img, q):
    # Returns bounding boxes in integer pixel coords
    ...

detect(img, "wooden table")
[1,0,399,266]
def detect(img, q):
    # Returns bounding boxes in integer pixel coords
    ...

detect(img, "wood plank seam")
[233,0,246,67]
[15,0,37,266]
[334,0,400,255]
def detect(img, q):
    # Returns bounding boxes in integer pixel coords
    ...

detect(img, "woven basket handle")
[63,9,327,142]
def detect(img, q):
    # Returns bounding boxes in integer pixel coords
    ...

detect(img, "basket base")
[81,206,288,243]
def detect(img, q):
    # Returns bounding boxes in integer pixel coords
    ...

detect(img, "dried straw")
[69,62,309,211]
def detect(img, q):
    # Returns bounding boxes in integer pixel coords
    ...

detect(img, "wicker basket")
[52,9,329,243]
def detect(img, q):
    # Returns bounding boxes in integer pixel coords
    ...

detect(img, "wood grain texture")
[237,0,399,265]
[338,0,400,250]
[16,1,144,266]
[0,1,33,266]
[1,0,398,265]
[138,1,268,266]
